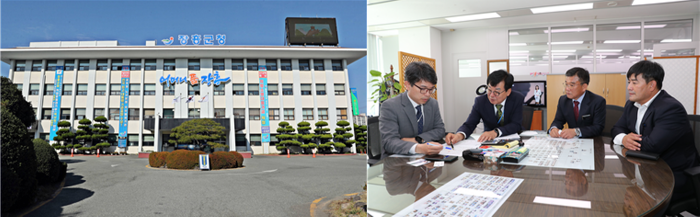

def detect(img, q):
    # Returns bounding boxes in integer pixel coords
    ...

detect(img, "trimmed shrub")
[165,150,205,169]
[1,109,37,210]
[1,161,20,213]
[149,152,170,168]
[34,139,61,184]
[58,162,67,182]
[230,151,244,167]
[209,152,237,169]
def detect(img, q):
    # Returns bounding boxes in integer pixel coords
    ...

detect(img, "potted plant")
[368,65,402,111]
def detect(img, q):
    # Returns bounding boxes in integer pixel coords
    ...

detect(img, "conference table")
[367,136,674,217]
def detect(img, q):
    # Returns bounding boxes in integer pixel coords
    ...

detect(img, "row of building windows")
[37,107,348,121]
[39,133,154,147]
[22,83,346,96]
[15,59,344,72]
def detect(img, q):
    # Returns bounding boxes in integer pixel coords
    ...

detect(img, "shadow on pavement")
[60,159,85,164]
[24,172,94,217]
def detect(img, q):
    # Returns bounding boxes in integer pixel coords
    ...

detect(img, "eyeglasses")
[412,84,437,95]
[563,82,580,88]
[486,88,504,96]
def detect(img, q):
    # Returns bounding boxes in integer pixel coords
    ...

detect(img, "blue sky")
[1,0,367,114]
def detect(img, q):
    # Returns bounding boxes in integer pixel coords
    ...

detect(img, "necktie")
[416,105,423,134]
[573,100,580,121]
[496,104,504,126]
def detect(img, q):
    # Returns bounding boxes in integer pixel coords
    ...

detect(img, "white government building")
[2,40,366,154]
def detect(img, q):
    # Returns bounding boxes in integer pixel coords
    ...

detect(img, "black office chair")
[367,116,381,166]
[602,105,624,137]
[664,115,700,216]
[521,106,534,131]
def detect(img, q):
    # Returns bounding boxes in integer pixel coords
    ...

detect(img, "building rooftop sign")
[162,34,226,45]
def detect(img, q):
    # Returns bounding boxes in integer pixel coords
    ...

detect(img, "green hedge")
[152,151,242,169]
[33,139,62,184]
[149,152,170,168]
[1,161,20,212]
[209,152,238,169]
[1,109,37,210]
[165,150,205,169]
[230,151,244,167]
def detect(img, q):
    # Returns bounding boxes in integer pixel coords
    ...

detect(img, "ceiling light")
[550,50,576,53]
[510,50,529,53]
[369,30,399,36]
[545,28,589,33]
[582,56,607,58]
[509,43,527,46]
[615,24,667,30]
[660,39,692,43]
[509,56,528,59]
[636,50,653,52]
[596,49,622,52]
[613,173,626,178]
[446,13,500,22]
[531,3,593,14]
[632,0,687,6]
[605,155,619,159]
[509,32,519,36]
[550,41,584,45]
[543,56,569,59]
[533,196,591,209]
[603,40,641,43]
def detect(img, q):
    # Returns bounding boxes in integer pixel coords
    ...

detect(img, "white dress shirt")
[549,92,585,137]
[613,90,663,145]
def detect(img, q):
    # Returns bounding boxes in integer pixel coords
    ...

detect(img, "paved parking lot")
[26,154,366,217]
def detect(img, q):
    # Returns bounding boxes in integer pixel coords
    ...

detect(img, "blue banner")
[118,66,130,148]
[259,66,270,142]
[48,66,64,141]
[351,88,359,116]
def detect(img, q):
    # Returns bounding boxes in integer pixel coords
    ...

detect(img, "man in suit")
[446,70,523,143]
[379,62,445,158]
[612,60,699,203]
[549,67,606,138]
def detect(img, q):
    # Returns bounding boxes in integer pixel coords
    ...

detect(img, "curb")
[144,165,246,171]
[258,153,362,157]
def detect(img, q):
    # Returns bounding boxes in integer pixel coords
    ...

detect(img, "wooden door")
[606,74,628,107]
[587,74,607,100]
[546,75,566,129]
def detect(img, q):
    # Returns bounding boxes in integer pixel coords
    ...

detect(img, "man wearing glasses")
[549,67,606,139]
[446,70,523,143]
[380,62,445,158]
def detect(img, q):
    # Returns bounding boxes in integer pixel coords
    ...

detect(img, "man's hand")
[478,130,498,142]
[622,133,642,151]
[549,128,560,138]
[415,142,443,155]
[445,133,465,145]
[559,129,577,139]
[401,137,418,143]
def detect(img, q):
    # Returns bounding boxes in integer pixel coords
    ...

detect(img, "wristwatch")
[575,128,582,137]
[415,136,424,144]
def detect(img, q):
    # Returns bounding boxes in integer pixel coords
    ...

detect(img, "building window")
[109,108,119,120]
[44,84,54,95]
[144,59,156,70]
[280,59,292,71]
[268,84,278,95]
[318,108,328,120]
[110,84,121,95]
[188,108,200,118]
[188,84,200,95]
[78,59,90,71]
[270,108,280,120]
[32,62,43,71]
[111,60,123,71]
[249,109,260,120]
[15,62,25,71]
[188,59,200,70]
[214,84,225,95]
[231,59,244,70]
[266,59,277,70]
[302,108,313,120]
[313,59,324,70]
[234,108,245,119]
[214,108,225,118]
[60,109,71,120]
[97,59,108,70]
[144,84,155,95]
[163,109,174,119]
[108,134,118,146]
[130,84,140,95]
[143,134,154,146]
[332,60,343,71]
[248,84,259,95]
[250,134,261,146]
[94,108,105,119]
[301,84,311,95]
[75,108,86,120]
[46,60,58,71]
[128,134,139,146]
[16,84,22,91]
[95,84,106,95]
[144,109,155,119]
[233,84,244,95]
[64,60,75,71]
[29,84,40,95]
[335,84,345,95]
[337,108,347,120]
[130,59,142,70]
[316,84,326,95]
[298,60,310,71]
[213,59,225,70]
[77,84,88,95]
[163,59,175,70]
[129,108,139,120]
[282,84,293,95]
[42,108,52,120]
[163,85,174,95]
[246,60,258,70]
[284,108,294,120]
[63,84,73,95]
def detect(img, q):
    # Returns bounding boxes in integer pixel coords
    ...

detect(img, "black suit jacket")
[457,92,524,137]
[549,90,606,137]
[611,90,699,199]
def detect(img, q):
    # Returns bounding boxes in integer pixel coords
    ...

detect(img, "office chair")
[602,105,624,137]
[367,116,381,166]
[664,115,700,216]
[521,106,534,131]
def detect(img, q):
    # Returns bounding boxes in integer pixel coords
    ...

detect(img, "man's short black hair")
[627,60,664,90]
[404,62,437,85]
[565,67,590,85]
[487,70,514,91]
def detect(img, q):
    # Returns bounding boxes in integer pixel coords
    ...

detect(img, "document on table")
[500,136,595,170]
[440,133,521,156]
